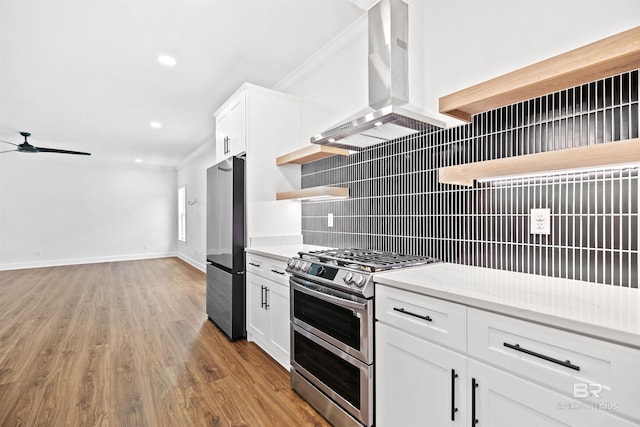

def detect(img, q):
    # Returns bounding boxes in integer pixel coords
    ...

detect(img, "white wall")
[273,15,368,141]
[175,142,217,271]
[275,0,640,130]
[418,0,640,126]
[0,155,177,270]
[244,86,302,240]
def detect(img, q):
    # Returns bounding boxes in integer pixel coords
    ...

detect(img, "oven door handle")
[290,278,368,312]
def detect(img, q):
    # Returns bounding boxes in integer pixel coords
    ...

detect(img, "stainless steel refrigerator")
[206,156,245,341]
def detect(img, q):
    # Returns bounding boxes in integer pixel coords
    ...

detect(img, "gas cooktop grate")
[300,248,439,272]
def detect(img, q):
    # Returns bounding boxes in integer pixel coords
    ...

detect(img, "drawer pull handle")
[393,307,432,322]
[503,342,580,371]
[249,262,261,267]
[471,378,478,426]
[270,269,285,275]
[451,369,459,421]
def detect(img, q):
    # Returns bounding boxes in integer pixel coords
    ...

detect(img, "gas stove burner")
[288,248,440,299]
[304,248,438,272]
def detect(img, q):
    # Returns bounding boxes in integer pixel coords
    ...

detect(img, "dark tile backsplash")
[301,70,639,288]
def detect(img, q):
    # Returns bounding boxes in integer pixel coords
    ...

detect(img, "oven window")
[293,288,360,350]
[294,331,361,410]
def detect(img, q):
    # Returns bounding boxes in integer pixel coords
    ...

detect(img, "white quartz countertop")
[245,244,333,262]
[374,263,640,349]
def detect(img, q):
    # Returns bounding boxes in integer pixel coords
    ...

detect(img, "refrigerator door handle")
[207,260,233,274]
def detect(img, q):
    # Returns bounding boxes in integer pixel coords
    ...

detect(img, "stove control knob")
[288,259,296,268]
[294,260,302,270]
[352,273,365,287]
[343,272,354,283]
[301,262,309,272]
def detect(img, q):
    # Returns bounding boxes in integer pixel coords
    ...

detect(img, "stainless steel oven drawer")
[290,277,373,364]
[291,324,373,427]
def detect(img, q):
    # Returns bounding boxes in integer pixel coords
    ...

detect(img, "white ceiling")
[0,0,363,167]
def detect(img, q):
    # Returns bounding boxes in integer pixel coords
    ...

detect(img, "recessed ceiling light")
[149,121,162,129]
[328,138,336,143]
[374,121,383,127]
[157,54,176,67]
[135,158,143,163]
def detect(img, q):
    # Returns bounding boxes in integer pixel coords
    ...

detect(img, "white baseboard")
[177,253,206,272]
[0,252,178,271]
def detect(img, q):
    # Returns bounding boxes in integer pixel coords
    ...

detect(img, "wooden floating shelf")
[276,186,349,201]
[439,26,640,122]
[439,138,640,187]
[276,145,350,166]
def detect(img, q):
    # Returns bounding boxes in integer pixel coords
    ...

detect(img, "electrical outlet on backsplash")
[301,70,639,288]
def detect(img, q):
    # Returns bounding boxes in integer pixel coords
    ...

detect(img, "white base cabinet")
[468,359,637,427]
[246,273,270,341]
[376,323,467,427]
[467,307,640,423]
[375,284,640,427]
[246,253,290,370]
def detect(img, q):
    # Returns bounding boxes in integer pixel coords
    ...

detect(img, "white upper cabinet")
[215,91,246,161]
[213,83,302,239]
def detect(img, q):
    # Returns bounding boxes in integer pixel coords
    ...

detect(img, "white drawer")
[246,254,266,275]
[375,284,466,352]
[468,308,640,423]
[246,253,289,286]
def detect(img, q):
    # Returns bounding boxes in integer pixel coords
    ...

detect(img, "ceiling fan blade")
[0,149,18,154]
[35,147,91,156]
[0,139,18,147]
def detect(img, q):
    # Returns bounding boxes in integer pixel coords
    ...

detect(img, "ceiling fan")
[0,132,91,156]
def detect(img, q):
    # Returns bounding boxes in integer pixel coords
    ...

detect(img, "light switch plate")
[530,208,551,235]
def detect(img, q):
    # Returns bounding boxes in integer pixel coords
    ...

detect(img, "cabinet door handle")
[471,377,478,426]
[451,369,459,421]
[392,307,432,322]
[503,342,580,371]
[270,269,285,275]
[260,285,266,308]
[248,262,260,267]
[264,287,270,310]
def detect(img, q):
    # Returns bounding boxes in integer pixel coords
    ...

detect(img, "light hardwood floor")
[0,258,330,427]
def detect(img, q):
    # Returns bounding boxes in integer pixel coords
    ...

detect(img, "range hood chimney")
[311,0,444,151]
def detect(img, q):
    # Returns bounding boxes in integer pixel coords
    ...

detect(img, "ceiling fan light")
[149,121,162,129]
[1,132,91,156]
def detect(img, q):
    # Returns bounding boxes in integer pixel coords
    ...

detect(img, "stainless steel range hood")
[311,0,444,151]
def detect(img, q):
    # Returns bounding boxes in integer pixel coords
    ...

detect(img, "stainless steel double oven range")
[287,249,438,427]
